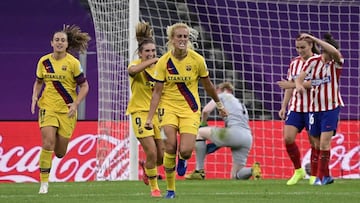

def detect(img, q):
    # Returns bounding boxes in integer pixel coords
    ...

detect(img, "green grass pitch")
[0,179,359,203]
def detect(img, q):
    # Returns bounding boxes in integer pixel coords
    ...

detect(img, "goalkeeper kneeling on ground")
[185,82,261,180]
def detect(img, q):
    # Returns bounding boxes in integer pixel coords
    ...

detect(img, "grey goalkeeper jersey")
[218,92,250,130]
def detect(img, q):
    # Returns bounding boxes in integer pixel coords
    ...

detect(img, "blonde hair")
[61,24,91,53]
[166,22,199,51]
[218,82,234,92]
[135,21,155,52]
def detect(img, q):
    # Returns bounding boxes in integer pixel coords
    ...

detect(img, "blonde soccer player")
[126,21,164,198]
[144,23,228,199]
[295,33,344,186]
[31,25,90,194]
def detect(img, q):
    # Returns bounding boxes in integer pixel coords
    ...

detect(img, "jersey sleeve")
[36,59,44,79]
[128,60,139,69]
[153,57,166,82]
[198,57,209,78]
[286,65,292,81]
[73,60,83,77]
[302,57,315,74]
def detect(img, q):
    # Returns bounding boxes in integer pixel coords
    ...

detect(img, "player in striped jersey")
[295,33,344,186]
[126,22,164,198]
[277,34,320,185]
[31,25,90,194]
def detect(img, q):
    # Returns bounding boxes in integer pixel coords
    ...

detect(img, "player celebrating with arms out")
[144,22,228,199]
[295,33,344,185]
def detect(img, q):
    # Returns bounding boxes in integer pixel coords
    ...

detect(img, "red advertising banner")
[193,120,360,179]
[0,121,97,182]
[0,121,358,182]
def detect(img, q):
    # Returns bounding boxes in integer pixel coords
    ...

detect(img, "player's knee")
[320,143,331,150]
[284,136,295,144]
[179,151,192,160]
[146,150,157,160]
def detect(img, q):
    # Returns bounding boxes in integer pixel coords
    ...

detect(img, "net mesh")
[89,0,359,180]
[88,0,130,180]
[140,0,359,179]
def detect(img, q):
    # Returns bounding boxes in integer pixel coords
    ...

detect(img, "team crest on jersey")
[62,66,67,71]
[186,65,192,71]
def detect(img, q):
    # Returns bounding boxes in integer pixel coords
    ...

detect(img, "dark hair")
[324,33,339,49]
[60,24,91,53]
[136,22,155,52]
[296,33,320,54]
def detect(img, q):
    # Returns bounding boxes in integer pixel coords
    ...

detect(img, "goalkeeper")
[185,82,261,180]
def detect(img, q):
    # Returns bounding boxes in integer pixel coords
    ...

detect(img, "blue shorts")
[308,107,340,137]
[285,111,309,132]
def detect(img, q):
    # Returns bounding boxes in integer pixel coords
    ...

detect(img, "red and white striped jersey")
[302,54,344,112]
[287,56,311,112]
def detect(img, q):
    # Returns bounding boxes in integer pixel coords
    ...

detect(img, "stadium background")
[0,0,358,182]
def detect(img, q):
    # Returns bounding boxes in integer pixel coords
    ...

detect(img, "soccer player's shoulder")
[64,54,81,68]
[309,54,321,60]
[291,55,302,62]
[157,51,172,63]
[188,49,205,61]
[155,51,169,66]
[38,53,52,62]
[160,51,172,59]
[188,49,203,58]
[129,59,142,67]
[66,53,79,61]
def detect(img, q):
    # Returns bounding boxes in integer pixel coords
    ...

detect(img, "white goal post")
[87,0,140,180]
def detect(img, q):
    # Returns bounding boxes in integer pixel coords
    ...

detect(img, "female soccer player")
[295,33,344,185]
[277,33,320,185]
[126,22,164,198]
[144,22,228,198]
[31,25,90,194]
[185,82,261,181]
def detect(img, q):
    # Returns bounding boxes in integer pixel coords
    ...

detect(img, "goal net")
[89,0,360,180]
[87,0,132,180]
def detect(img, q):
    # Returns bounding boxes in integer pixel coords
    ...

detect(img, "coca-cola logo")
[0,135,40,182]
[0,134,132,182]
[1,126,358,182]
[95,134,131,181]
[302,133,360,178]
